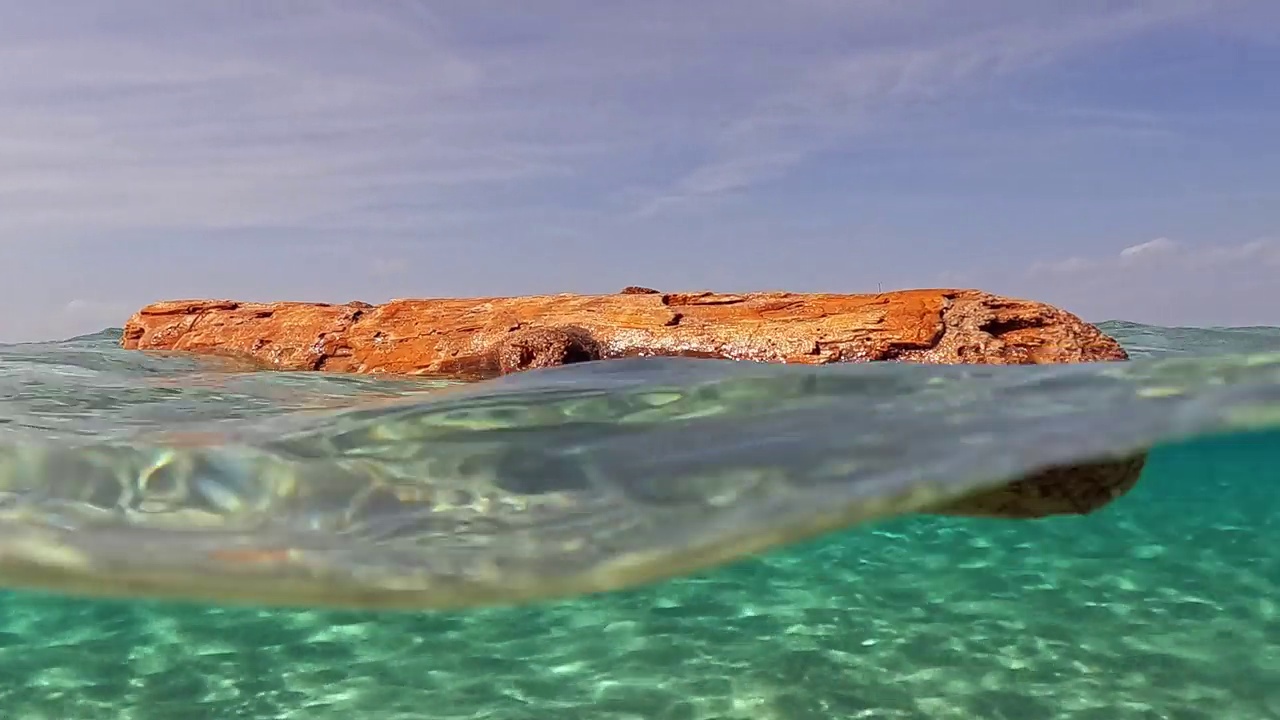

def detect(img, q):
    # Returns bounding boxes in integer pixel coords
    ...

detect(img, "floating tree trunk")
[119,287,1142,519]
[120,287,1127,379]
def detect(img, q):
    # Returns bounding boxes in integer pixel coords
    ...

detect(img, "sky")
[1,0,1278,342]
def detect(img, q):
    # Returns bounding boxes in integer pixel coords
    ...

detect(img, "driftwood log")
[119,287,1143,520]
[120,288,1127,378]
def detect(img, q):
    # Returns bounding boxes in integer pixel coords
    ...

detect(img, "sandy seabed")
[0,433,1276,720]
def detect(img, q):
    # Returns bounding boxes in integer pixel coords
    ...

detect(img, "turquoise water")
[0,322,1277,718]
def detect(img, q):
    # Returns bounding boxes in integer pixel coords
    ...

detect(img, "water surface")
[0,321,1276,719]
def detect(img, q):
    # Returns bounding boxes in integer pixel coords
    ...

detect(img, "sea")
[0,320,1277,720]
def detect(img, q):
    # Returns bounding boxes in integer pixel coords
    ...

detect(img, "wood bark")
[121,288,1128,378]
[120,287,1143,520]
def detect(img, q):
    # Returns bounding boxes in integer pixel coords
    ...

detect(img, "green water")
[0,429,1273,720]
[1,322,1278,718]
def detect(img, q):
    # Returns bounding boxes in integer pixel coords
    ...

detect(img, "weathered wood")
[120,288,1127,378]
[119,287,1143,520]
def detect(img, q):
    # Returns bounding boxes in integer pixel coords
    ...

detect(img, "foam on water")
[0,322,1276,719]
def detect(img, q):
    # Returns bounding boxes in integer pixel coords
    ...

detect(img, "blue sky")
[1,1,1278,342]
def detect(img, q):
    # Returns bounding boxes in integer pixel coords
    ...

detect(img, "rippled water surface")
[0,321,1277,719]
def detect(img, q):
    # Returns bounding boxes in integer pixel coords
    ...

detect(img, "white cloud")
[1201,238,1280,266]
[43,300,133,341]
[637,0,1245,213]
[1109,236,1280,269]
[994,237,1280,326]
[0,3,603,236]
[1118,236,1180,261]
[0,2,1276,341]
[2,1,1263,236]
[1028,256,1096,276]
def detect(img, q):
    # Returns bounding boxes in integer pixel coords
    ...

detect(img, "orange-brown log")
[120,288,1127,379]
[119,287,1143,519]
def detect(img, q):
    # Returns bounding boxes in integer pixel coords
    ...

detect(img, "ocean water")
[0,321,1277,719]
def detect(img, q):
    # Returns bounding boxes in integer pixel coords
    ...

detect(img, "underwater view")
[0,321,1278,719]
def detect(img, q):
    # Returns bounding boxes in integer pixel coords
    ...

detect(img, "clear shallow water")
[0,321,1277,719]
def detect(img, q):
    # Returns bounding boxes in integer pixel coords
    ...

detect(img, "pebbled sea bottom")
[0,322,1277,720]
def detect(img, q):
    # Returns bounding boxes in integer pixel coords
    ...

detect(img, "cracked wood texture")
[120,288,1128,378]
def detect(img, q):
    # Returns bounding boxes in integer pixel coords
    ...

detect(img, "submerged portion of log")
[119,287,1144,521]
[120,288,1127,378]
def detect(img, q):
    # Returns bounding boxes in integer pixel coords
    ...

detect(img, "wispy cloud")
[5,1,1256,235]
[0,1,1277,341]
[1031,236,1280,276]
[986,236,1280,326]
[0,2,594,235]
[637,0,1240,213]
